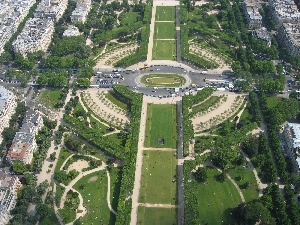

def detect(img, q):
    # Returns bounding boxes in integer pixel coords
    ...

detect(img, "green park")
[139,150,177,204]
[141,74,185,87]
[144,104,177,148]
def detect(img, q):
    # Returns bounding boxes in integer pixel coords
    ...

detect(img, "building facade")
[278,23,300,56]
[0,172,22,224]
[12,18,54,57]
[6,110,43,165]
[283,123,300,172]
[0,0,36,55]
[0,86,17,143]
[70,0,92,24]
[242,0,263,29]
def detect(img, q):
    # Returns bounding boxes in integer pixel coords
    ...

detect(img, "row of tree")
[182,88,213,156]
[258,92,299,183]
[114,4,152,67]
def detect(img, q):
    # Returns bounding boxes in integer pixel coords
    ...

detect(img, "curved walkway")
[240,150,267,197]
[56,155,117,224]
[201,161,246,203]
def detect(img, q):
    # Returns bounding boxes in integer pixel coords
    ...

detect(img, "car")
[152,90,156,92]
[157,69,160,71]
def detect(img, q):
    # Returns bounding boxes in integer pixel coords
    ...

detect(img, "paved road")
[176,100,184,225]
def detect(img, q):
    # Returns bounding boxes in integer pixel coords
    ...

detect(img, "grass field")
[73,171,115,225]
[139,150,177,204]
[55,148,72,173]
[154,22,176,39]
[144,104,177,148]
[137,206,177,225]
[195,168,242,224]
[156,6,176,21]
[152,40,176,60]
[120,11,139,25]
[228,166,259,202]
[266,96,283,109]
[141,74,186,87]
[40,89,62,108]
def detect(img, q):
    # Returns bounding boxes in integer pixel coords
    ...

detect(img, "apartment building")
[0,0,36,55]
[6,109,43,165]
[242,0,263,29]
[0,86,17,142]
[70,0,92,24]
[34,0,68,22]
[0,172,22,224]
[269,0,300,26]
[278,23,300,56]
[283,123,300,173]
[252,27,271,47]
[63,25,81,37]
[12,18,54,57]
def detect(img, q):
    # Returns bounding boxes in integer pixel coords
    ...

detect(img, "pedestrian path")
[138,203,177,208]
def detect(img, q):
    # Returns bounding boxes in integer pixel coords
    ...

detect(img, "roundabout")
[140,73,186,87]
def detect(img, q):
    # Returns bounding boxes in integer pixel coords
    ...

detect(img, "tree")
[238,200,275,225]
[36,180,49,196]
[36,204,50,219]
[217,172,226,182]
[194,167,207,183]
[12,161,28,174]
[50,152,56,161]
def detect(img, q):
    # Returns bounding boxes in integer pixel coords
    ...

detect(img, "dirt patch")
[88,176,98,183]
[67,160,90,173]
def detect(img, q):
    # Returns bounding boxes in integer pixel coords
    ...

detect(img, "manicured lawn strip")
[120,11,140,25]
[191,96,220,114]
[106,132,125,147]
[141,74,186,87]
[152,40,176,60]
[240,103,250,122]
[195,168,242,225]
[154,22,176,39]
[73,171,115,225]
[40,89,62,108]
[105,91,128,110]
[109,167,122,213]
[144,104,177,148]
[55,148,72,173]
[266,96,283,109]
[137,206,177,225]
[155,6,176,21]
[228,166,259,202]
[55,184,65,207]
[139,150,176,204]
[89,114,109,132]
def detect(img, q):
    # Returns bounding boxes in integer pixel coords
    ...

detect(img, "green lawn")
[139,150,177,204]
[192,96,220,114]
[228,166,259,202]
[55,148,72,173]
[137,206,177,225]
[154,22,176,39]
[156,6,176,21]
[141,74,186,87]
[266,96,283,109]
[89,114,109,133]
[55,184,65,207]
[109,167,122,213]
[120,11,140,25]
[194,168,242,225]
[240,104,250,122]
[105,90,128,110]
[40,89,62,108]
[145,104,177,148]
[152,40,176,60]
[73,171,115,225]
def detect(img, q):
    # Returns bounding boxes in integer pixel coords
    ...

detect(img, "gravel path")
[146,6,156,62]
